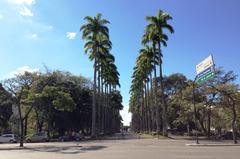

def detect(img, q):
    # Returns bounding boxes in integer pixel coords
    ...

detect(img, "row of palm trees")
[80,13,121,137]
[129,10,174,136]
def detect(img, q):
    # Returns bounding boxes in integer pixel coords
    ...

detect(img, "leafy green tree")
[207,70,239,144]
[0,84,13,132]
[3,72,37,147]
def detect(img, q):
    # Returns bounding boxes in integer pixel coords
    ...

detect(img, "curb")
[0,147,30,151]
[186,143,240,146]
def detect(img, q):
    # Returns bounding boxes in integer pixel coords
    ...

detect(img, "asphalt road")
[0,138,240,159]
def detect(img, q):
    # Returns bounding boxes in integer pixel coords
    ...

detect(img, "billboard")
[196,54,215,84]
[196,54,214,75]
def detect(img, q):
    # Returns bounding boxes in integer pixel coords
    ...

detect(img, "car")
[59,133,83,142]
[0,134,18,143]
[58,135,70,142]
[26,132,49,143]
[221,132,240,140]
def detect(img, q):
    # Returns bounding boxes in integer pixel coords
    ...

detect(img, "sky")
[1,0,240,126]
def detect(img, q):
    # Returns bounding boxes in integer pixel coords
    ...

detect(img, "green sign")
[196,71,215,84]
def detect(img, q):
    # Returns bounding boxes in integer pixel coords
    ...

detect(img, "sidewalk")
[0,142,76,151]
[0,144,26,150]
[185,140,240,146]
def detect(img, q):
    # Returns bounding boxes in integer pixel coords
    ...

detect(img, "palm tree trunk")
[97,66,101,134]
[104,84,107,134]
[152,43,160,134]
[146,79,151,132]
[154,60,160,134]
[106,84,110,133]
[101,77,105,134]
[150,72,155,131]
[141,86,144,132]
[144,82,147,132]
[158,43,167,137]
[109,84,113,133]
[91,58,97,138]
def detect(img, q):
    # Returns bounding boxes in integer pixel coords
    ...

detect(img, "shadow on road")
[0,145,107,154]
[28,145,107,154]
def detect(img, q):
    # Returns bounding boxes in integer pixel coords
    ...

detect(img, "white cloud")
[48,25,53,30]
[19,7,34,16]
[30,33,38,39]
[8,0,36,5]
[120,105,132,126]
[8,0,35,17]
[66,32,77,40]
[3,66,39,79]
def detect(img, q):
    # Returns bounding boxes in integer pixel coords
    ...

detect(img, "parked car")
[59,133,83,142]
[0,134,18,143]
[221,132,240,140]
[26,132,49,143]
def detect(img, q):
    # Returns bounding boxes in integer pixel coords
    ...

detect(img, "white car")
[26,132,49,143]
[0,134,18,143]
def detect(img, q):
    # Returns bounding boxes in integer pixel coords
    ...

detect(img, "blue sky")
[1,0,240,125]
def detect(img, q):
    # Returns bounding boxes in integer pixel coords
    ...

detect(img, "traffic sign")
[196,54,215,84]
[196,55,214,74]
[196,71,215,84]
[197,66,214,79]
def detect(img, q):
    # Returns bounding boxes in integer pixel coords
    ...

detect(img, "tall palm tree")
[129,47,157,132]
[80,13,110,137]
[100,51,120,133]
[139,46,158,131]
[94,35,112,134]
[145,10,174,136]
[130,63,144,131]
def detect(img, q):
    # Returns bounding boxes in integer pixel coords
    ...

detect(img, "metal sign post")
[192,76,199,144]
[193,54,215,144]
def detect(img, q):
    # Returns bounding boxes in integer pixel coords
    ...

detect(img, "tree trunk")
[231,101,238,144]
[47,103,53,139]
[16,88,24,147]
[141,86,145,132]
[24,117,28,136]
[187,122,190,135]
[146,79,151,132]
[207,107,211,138]
[16,101,24,147]
[19,118,24,147]
[144,83,148,132]
[14,89,25,147]
[97,66,101,135]
[196,113,207,135]
[109,84,113,133]
[91,58,97,138]
[158,43,167,136]
[35,109,44,133]
[101,77,105,134]
[149,73,155,131]
[152,43,160,134]
[153,62,160,134]
[107,84,109,133]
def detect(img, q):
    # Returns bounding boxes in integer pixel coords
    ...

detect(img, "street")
[0,137,240,159]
